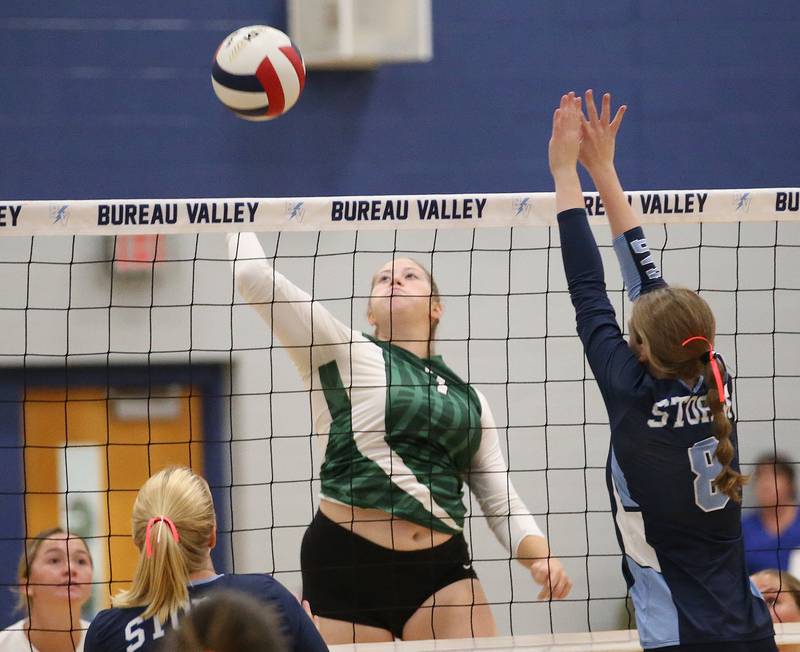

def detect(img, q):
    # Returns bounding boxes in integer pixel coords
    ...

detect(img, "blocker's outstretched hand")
[578,89,626,176]
[577,90,638,237]
[548,91,583,177]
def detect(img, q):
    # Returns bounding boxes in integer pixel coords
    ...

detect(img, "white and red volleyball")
[212,25,305,121]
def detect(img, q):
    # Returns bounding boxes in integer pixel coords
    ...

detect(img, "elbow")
[233,259,272,301]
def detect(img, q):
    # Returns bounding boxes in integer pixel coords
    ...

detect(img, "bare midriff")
[319,498,453,551]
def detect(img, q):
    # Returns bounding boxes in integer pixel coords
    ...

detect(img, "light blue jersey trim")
[611,447,640,509]
[613,233,643,301]
[627,555,681,649]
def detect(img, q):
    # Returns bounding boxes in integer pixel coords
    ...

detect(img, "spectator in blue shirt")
[743,455,800,574]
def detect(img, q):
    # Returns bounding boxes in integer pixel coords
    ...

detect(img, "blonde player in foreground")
[549,90,776,651]
[84,467,327,652]
[228,233,572,643]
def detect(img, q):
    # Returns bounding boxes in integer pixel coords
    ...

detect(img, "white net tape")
[1,188,798,236]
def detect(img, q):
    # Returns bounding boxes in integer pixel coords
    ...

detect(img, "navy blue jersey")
[84,573,328,652]
[558,208,773,649]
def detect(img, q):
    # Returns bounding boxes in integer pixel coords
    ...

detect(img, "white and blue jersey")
[558,208,773,649]
[83,573,328,652]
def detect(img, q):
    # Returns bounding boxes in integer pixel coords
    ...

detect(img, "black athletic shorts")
[301,509,478,639]
[650,636,777,652]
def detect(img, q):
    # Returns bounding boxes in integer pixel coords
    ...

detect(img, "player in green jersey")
[228,233,572,644]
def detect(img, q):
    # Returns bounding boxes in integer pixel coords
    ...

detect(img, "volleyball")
[211,25,305,121]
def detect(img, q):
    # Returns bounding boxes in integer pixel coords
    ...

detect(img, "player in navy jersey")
[548,90,776,651]
[83,467,327,652]
[743,455,800,574]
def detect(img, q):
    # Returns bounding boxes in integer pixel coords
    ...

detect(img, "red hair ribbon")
[145,515,180,558]
[681,335,725,405]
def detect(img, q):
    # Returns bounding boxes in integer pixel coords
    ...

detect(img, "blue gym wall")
[1,1,798,202]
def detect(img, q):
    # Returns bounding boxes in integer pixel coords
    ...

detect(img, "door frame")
[0,362,229,626]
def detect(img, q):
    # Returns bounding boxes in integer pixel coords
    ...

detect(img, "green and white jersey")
[229,233,543,554]
[319,334,486,533]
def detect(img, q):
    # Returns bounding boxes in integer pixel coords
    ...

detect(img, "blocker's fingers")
[585,89,599,123]
[551,107,563,139]
[600,92,612,124]
[610,104,627,134]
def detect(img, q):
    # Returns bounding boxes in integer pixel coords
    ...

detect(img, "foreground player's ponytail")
[629,287,747,502]
[113,467,216,622]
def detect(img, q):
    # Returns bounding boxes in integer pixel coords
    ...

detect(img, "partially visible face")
[755,465,794,508]
[367,258,441,333]
[26,533,93,610]
[753,573,800,623]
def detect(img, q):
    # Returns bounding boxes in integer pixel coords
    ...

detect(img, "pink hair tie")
[681,335,725,405]
[145,515,180,558]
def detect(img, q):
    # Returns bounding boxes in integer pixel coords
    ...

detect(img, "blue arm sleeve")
[557,208,646,407]
[612,226,668,301]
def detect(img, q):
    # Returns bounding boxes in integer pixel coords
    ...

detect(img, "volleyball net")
[1,187,799,642]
